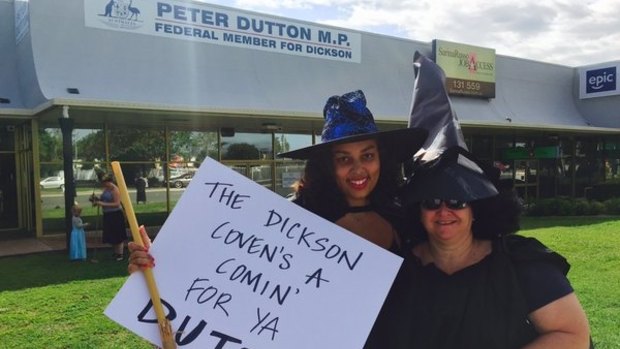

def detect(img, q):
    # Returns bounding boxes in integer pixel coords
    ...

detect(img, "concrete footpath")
[0,227,161,258]
[0,233,103,258]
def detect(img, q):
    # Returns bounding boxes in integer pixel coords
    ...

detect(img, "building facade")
[1,0,619,238]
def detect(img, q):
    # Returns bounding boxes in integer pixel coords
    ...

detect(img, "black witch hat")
[408,51,468,161]
[405,52,498,202]
[404,146,498,202]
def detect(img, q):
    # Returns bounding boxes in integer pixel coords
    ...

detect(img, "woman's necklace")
[345,205,374,223]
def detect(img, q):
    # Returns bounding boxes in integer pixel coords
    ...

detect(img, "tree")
[39,128,62,162]
[274,134,291,154]
[223,143,260,160]
[75,130,105,164]
[170,131,218,162]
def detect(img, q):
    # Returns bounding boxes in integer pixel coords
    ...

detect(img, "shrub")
[604,198,620,215]
[573,199,590,216]
[586,183,620,201]
[589,200,606,215]
[526,198,607,216]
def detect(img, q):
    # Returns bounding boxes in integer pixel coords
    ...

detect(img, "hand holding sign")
[127,226,155,274]
[105,157,402,348]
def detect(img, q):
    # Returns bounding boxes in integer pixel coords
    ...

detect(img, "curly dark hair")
[292,140,404,221]
[408,189,523,244]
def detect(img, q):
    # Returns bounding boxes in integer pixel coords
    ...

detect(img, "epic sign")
[586,67,616,93]
[579,62,620,99]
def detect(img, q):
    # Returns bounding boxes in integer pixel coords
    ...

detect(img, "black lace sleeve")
[502,235,574,312]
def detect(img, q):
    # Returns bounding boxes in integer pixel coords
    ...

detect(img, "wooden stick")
[111,162,176,349]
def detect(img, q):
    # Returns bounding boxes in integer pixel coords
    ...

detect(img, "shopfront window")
[72,128,106,222]
[603,140,620,182]
[39,127,65,232]
[159,130,217,208]
[0,125,15,151]
[170,130,218,163]
[275,133,313,157]
[275,133,312,196]
[39,127,63,163]
[575,139,604,196]
[108,127,165,162]
[38,127,103,232]
[36,125,321,234]
[494,135,515,185]
[471,136,493,161]
[221,132,272,160]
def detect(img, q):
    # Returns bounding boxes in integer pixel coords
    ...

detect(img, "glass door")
[514,159,539,202]
[0,153,17,230]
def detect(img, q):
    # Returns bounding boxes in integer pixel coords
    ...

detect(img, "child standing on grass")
[69,204,88,261]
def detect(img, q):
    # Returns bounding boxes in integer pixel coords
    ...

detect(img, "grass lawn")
[1,216,619,348]
[520,216,620,349]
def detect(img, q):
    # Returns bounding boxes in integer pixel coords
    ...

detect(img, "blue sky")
[199,0,620,67]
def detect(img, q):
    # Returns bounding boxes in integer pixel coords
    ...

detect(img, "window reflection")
[221,132,272,160]
[170,130,218,162]
[0,126,15,151]
[273,133,312,196]
[274,133,313,157]
[34,121,620,235]
[108,127,165,162]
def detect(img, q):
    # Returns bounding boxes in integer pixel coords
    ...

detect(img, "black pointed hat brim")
[405,163,498,203]
[277,127,428,161]
[404,146,499,203]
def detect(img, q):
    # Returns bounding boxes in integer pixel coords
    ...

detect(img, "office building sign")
[579,63,619,99]
[84,0,361,63]
[432,40,496,98]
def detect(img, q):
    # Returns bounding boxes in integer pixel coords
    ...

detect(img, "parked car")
[40,176,65,191]
[166,173,194,188]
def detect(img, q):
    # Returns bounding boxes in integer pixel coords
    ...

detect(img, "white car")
[40,176,65,191]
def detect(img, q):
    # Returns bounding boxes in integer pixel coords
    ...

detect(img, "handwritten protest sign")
[105,157,403,348]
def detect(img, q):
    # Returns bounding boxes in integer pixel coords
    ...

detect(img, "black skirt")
[102,210,127,244]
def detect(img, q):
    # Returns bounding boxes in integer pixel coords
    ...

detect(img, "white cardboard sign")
[105,157,402,348]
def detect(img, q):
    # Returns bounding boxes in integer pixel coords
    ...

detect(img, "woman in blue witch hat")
[403,52,591,349]
[128,90,427,348]
[279,90,427,348]
[279,90,427,251]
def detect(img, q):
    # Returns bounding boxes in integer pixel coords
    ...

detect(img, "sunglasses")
[420,199,468,210]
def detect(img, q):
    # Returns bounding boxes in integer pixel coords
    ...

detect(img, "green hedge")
[526,197,620,216]
[585,183,620,201]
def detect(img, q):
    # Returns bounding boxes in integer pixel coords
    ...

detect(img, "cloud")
[204,0,620,66]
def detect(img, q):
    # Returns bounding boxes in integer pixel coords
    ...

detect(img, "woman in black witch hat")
[278,90,427,348]
[403,52,590,349]
[403,146,590,349]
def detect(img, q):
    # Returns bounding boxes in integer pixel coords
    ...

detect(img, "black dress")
[406,235,573,349]
[135,177,147,203]
[100,189,127,245]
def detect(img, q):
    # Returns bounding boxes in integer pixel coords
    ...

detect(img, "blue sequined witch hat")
[278,90,428,160]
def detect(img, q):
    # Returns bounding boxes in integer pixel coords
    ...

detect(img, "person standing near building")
[135,173,147,204]
[93,174,127,261]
